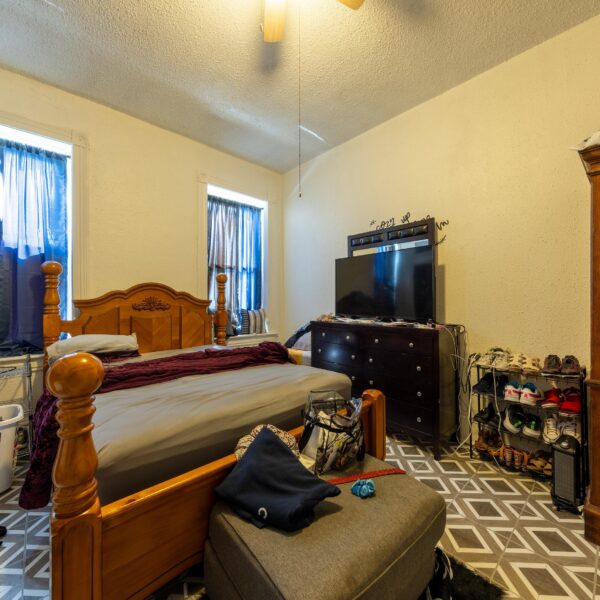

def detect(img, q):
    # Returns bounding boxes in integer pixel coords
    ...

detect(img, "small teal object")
[351,479,375,498]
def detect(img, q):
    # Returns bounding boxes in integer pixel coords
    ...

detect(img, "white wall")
[0,68,284,333]
[283,14,600,365]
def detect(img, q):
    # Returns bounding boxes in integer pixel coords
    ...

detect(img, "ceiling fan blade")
[263,0,286,43]
[337,0,365,9]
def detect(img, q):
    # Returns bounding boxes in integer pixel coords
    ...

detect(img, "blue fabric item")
[351,479,375,498]
[207,196,262,329]
[0,141,68,349]
[215,427,340,531]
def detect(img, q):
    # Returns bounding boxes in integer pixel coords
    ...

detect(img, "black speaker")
[552,435,583,513]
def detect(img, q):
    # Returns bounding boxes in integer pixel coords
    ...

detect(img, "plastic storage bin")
[0,404,24,492]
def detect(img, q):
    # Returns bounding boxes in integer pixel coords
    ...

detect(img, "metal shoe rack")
[469,365,588,487]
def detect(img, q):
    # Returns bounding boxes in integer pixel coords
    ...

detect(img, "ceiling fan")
[263,0,365,43]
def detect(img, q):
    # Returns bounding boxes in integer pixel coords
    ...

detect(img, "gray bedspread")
[92,359,350,503]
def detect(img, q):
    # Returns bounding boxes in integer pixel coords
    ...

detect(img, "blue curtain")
[207,196,262,327]
[0,140,68,350]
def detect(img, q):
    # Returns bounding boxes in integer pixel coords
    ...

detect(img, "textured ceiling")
[1,0,600,172]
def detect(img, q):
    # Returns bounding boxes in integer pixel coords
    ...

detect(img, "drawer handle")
[346,335,351,341]
[409,342,414,349]
[416,366,422,372]
[374,338,379,344]
[416,417,422,423]
[368,358,373,364]
[369,379,374,385]
[318,348,322,353]
[417,391,422,397]
[322,332,326,337]
[351,354,356,360]
[351,375,356,381]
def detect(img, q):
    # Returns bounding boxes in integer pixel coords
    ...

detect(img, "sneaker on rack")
[474,402,495,424]
[560,417,581,443]
[504,445,514,467]
[522,414,542,438]
[522,356,542,374]
[543,416,561,444]
[559,388,582,415]
[473,373,508,397]
[507,355,523,372]
[520,383,543,406]
[492,353,511,371]
[561,355,581,375]
[504,382,522,402]
[543,355,562,374]
[513,449,524,470]
[476,349,499,369]
[503,406,525,434]
[541,388,562,409]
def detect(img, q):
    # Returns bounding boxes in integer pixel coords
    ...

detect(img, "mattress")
[92,351,350,503]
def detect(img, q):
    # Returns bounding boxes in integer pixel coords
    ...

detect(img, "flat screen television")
[335,245,435,322]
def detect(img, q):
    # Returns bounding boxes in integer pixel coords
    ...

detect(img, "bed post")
[215,273,228,345]
[362,389,386,460]
[47,352,105,600]
[42,261,63,368]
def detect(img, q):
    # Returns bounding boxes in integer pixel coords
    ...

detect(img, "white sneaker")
[492,353,511,371]
[543,416,560,444]
[560,418,581,443]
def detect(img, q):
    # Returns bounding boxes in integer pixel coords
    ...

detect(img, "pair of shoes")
[473,373,508,397]
[522,356,542,374]
[526,451,551,476]
[543,354,581,375]
[503,406,542,438]
[541,387,582,414]
[512,449,531,470]
[476,348,510,370]
[504,382,543,405]
[474,403,500,428]
[543,415,581,443]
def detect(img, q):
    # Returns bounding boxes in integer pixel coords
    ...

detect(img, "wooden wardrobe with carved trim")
[579,142,600,545]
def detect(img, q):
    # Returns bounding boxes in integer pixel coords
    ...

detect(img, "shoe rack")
[469,365,588,491]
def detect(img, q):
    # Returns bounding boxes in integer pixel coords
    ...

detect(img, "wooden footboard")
[48,353,386,600]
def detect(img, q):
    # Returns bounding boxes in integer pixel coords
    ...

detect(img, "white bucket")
[0,404,24,493]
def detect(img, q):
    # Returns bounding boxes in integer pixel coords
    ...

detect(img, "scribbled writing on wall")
[369,212,450,245]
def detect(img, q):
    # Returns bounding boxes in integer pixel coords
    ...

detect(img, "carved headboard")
[41,262,228,356]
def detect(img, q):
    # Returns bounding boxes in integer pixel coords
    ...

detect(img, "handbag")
[298,390,365,474]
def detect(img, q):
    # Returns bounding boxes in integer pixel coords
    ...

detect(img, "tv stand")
[311,320,457,459]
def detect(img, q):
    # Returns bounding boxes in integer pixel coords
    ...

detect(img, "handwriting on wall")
[369,213,450,245]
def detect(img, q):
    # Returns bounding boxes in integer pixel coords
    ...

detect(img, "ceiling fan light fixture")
[263,0,286,43]
[337,0,365,8]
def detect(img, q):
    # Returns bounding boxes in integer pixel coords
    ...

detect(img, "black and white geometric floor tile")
[2,439,599,599]
[387,433,600,600]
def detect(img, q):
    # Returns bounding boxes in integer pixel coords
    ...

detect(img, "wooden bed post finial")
[48,352,104,600]
[215,273,228,346]
[42,261,63,366]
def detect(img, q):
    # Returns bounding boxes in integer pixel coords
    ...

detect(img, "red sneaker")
[559,388,581,415]
[541,388,561,409]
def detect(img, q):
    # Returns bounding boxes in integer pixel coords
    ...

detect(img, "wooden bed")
[41,261,387,600]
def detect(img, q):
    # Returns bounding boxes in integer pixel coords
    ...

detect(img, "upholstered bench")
[205,455,446,600]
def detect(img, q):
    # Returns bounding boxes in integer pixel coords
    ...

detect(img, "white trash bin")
[0,404,24,493]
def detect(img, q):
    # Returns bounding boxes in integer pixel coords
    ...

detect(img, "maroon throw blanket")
[19,342,292,509]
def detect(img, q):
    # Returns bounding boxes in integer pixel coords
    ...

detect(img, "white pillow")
[47,333,138,361]
[293,332,311,351]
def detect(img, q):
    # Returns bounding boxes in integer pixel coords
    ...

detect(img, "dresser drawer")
[387,382,435,405]
[313,342,364,367]
[367,329,434,355]
[314,327,362,346]
[387,401,434,436]
[314,360,361,385]
[366,351,434,378]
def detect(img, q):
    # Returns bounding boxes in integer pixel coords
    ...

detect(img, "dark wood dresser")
[311,320,456,459]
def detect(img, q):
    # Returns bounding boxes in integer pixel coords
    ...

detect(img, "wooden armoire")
[579,140,600,545]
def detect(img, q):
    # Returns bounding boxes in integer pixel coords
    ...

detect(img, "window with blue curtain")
[207,195,262,330]
[0,139,69,352]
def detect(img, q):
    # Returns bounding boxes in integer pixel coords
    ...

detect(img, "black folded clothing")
[215,427,341,532]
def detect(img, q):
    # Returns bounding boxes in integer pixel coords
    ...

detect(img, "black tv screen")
[335,246,435,322]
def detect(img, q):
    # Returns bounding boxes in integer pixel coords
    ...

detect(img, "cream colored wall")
[0,67,283,333]
[283,14,600,365]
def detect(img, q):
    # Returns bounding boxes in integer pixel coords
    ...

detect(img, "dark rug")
[449,556,505,600]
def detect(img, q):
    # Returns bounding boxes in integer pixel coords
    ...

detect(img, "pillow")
[292,331,311,351]
[239,308,267,335]
[47,333,139,362]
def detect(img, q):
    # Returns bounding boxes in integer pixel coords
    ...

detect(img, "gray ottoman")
[205,455,446,600]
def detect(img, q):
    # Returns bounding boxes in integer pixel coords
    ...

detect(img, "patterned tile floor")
[1,438,598,599]
[387,433,600,600]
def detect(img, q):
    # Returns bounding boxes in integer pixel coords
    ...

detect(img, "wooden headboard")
[41,261,228,356]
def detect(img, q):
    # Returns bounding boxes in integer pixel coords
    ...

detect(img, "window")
[0,124,72,352]
[207,185,265,331]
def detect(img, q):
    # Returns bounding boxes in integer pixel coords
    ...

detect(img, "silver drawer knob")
[318,348,322,353]
[417,417,422,423]
[417,391,422,397]
[416,366,422,372]
[351,354,356,360]
[409,342,414,349]
[368,358,373,363]
[322,332,326,337]
[346,335,350,341]
[351,375,356,381]
[369,379,374,385]
[374,338,379,344]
